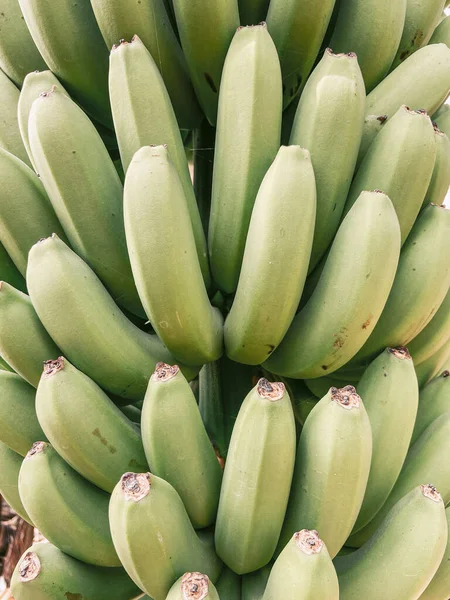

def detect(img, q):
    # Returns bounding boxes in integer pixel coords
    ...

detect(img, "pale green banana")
[0,441,31,524]
[430,14,450,45]
[434,103,450,137]
[209,24,282,293]
[241,566,271,600]
[412,370,450,444]
[0,240,26,292]
[0,68,30,165]
[215,567,241,600]
[303,376,358,399]
[166,573,220,600]
[277,377,319,427]
[420,505,450,599]
[264,191,401,379]
[355,115,388,169]
[415,337,450,388]
[289,49,365,270]
[119,404,141,424]
[422,126,450,209]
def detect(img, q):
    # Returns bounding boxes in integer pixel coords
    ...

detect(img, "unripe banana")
[412,370,450,445]
[166,573,220,600]
[209,24,282,293]
[366,43,450,118]
[430,14,450,46]
[434,103,450,137]
[26,235,194,402]
[337,485,447,599]
[344,106,436,244]
[18,0,112,127]
[0,441,31,524]
[215,567,241,600]
[241,566,271,600]
[420,505,450,599]
[278,386,372,558]
[415,339,450,388]
[264,191,401,379]
[0,242,26,292]
[109,472,222,600]
[19,442,120,567]
[303,375,358,399]
[288,49,365,271]
[224,146,316,364]
[0,355,14,372]
[124,145,222,366]
[422,126,450,209]
[215,378,296,574]
[266,0,336,108]
[0,68,30,165]
[355,115,388,169]
[278,377,319,427]
[329,0,406,91]
[262,530,339,599]
[10,542,141,600]
[350,347,418,534]
[118,404,141,424]
[238,0,270,24]
[141,363,222,528]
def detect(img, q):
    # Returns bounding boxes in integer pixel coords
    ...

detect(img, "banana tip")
[181,572,210,599]
[120,472,151,502]
[26,441,48,459]
[152,362,179,382]
[331,385,360,409]
[42,357,65,378]
[421,484,442,503]
[294,530,324,555]
[387,347,411,360]
[257,378,285,401]
[18,551,41,583]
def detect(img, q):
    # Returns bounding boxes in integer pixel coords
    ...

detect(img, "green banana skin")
[422,127,450,209]
[119,404,142,424]
[266,0,336,108]
[337,485,447,600]
[0,242,26,292]
[262,530,339,599]
[355,114,388,170]
[109,472,223,600]
[109,38,209,287]
[224,146,316,365]
[0,68,30,166]
[215,566,242,600]
[0,354,14,372]
[36,357,148,493]
[10,542,142,600]
[289,49,365,271]
[0,371,46,456]
[350,347,419,534]
[27,235,194,402]
[215,379,296,574]
[420,505,450,599]
[0,441,31,524]
[429,14,450,45]
[415,339,450,388]
[303,375,357,399]
[124,145,222,366]
[208,24,282,294]
[412,370,450,445]
[433,103,450,132]
[141,363,223,528]
[172,0,239,125]
[329,0,406,92]
[278,377,319,427]
[238,0,270,24]
[19,442,120,567]
[0,282,59,387]
[278,386,372,558]
[166,573,220,600]
[344,106,436,244]
[241,566,271,600]
[264,191,401,379]
[90,0,201,130]
[366,43,450,118]
[18,0,112,128]
[29,88,144,317]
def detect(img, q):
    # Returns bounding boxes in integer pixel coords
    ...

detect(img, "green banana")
[224,145,316,365]
[366,43,450,118]
[166,573,220,600]
[429,14,450,45]
[241,566,271,600]
[0,441,31,524]
[344,105,436,244]
[109,472,223,600]
[90,0,201,130]
[141,362,223,528]
[355,115,388,169]
[422,126,450,209]
[215,567,241,600]
[350,347,419,534]
[289,49,365,271]
[262,530,339,599]
[0,241,26,292]
[337,485,447,599]
[29,87,143,317]
[415,339,450,388]
[0,371,46,456]
[119,404,142,424]
[26,235,194,402]
[171,0,239,125]
[215,378,296,574]
[278,377,319,427]
[36,357,148,493]
[10,542,141,600]
[264,190,401,379]
[18,0,112,127]
[19,442,120,567]
[303,375,353,399]
[0,355,13,371]
[420,505,450,599]
[434,103,450,137]
[329,0,406,91]
[208,23,282,293]
[412,370,450,444]
[124,145,222,366]
[266,0,336,108]
[0,68,30,165]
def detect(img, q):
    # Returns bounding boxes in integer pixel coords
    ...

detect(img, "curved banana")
[0,242,26,292]
[241,566,271,600]
[420,505,450,599]
[412,370,450,444]
[429,14,450,45]
[355,114,388,170]
[422,126,450,209]
[215,567,241,600]
[208,23,282,293]
[415,339,450,387]
[0,441,31,524]
[0,68,30,165]
[434,103,450,137]
[166,573,220,600]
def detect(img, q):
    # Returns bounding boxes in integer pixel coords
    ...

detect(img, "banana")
[278,377,319,427]
[171,0,239,125]
[36,357,148,493]
[278,386,372,558]
[0,68,30,165]
[344,106,436,244]
[26,235,194,402]
[17,0,112,127]
[434,103,450,137]
[262,530,339,599]
[19,442,120,567]
[90,0,201,130]
[415,339,450,388]
[241,566,271,600]
[0,441,31,524]
[420,506,450,599]
[141,363,223,528]
[430,14,450,46]
[412,370,450,445]
[0,282,59,387]
[118,404,141,424]
[336,485,447,600]
[166,573,220,600]
[355,115,388,170]
[329,0,406,91]
[124,145,222,365]
[215,378,296,574]
[350,347,419,534]
[224,146,316,365]
[422,126,450,209]
[215,567,241,600]
[0,355,13,372]
[264,190,401,379]
[266,0,336,108]
[0,241,26,292]
[109,472,223,600]
[366,43,450,118]
[10,542,141,600]
[289,49,365,271]
[208,23,282,293]
[238,0,270,24]
[303,375,353,399]
[29,87,144,317]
